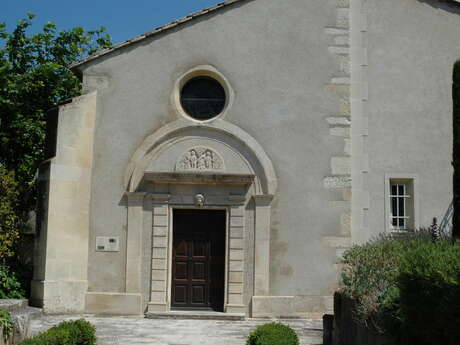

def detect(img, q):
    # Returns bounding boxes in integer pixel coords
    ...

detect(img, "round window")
[180,76,226,120]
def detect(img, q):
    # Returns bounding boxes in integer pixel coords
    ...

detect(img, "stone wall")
[323,292,394,345]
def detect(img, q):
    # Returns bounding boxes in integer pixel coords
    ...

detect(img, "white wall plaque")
[95,236,120,252]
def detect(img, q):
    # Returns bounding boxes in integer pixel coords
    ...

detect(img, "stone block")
[230,239,243,249]
[229,260,244,272]
[153,215,168,227]
[151,280,166,292]
[228,283,243,294]
[150,291,166,304]
[322,236,351,248]
[228,294,243,305]
[85,292,142,315]
[152,248,167,259]
[331,157,351,175]
[152,258,167,270]
[153,226,167,236]
[323,176,351,189]
[230,216,244,227]
[229,249,244,261]
[153,236,168,248]
[152,269,166,281]
[229,272,243,283]
[329,127,350,137]
[153,206,168,215]
[230,227,243,239]
[252,296,296,318]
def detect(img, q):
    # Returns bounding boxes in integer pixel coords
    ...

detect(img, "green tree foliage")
[0,13,111,185]
[0,166,21,260]
[0,14,111,295]
[453,60,460,240]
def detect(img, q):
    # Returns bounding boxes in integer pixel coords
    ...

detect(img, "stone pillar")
[148,194,170,312]
[226,205,246,313]
[253,195,274,296]
[125,192,146,294]
[31,92,97,313]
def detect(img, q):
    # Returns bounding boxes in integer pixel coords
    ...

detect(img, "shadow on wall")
[416,0,460,14]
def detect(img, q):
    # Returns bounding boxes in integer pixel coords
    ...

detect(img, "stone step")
[145,311,245,321]
[0,299,28,313]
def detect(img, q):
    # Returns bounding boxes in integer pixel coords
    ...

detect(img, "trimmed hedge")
[19,319,96,345]
[397,240,460,345]
[246,322,299,345]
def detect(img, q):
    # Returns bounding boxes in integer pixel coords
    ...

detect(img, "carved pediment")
[176,147,225,172]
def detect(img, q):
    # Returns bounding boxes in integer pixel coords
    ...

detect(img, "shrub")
[341,233,406,331]
[0,264,26,299]
[19,319,96,345]
[0,308,13,341]
[341,232,460,344]
[246,322,299,345]
[397,240,460,345]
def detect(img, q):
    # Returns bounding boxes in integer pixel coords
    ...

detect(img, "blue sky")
[2,0,221,44]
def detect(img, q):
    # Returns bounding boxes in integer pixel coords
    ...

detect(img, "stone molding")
[123,119,277,195]
[323,0,353,256]
[350,0,370,244]
[171,65,235,123]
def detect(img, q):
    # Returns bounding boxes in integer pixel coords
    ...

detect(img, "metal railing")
[438,200,453,236]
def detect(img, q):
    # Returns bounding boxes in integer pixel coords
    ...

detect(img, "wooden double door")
[171,210,226,311]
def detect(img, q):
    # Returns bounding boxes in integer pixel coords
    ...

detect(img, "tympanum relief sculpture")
[176,147,224,171]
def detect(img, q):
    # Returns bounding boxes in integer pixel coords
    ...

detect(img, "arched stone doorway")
[123,119,277,316]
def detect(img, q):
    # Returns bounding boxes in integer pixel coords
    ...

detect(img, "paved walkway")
[30,315,323,345]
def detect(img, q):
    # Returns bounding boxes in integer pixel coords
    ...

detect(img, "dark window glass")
[391,185,397,195]
[391,197,397,216]
[180,77,226,120]
[398,197,405,216]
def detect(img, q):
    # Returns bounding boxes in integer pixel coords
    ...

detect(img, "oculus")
[180,76,226,120]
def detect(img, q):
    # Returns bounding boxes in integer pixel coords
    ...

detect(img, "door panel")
[171,210,226,311]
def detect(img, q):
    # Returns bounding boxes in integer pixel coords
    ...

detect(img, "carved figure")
[194,194,205,207]
[176,147,224,171]
[205,150,213,169]
[189,150,198,169]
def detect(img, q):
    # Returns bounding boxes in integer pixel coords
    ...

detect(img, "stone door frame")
[147,182,251,314]
[123,120,278,316]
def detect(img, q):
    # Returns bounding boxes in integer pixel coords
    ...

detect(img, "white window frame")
[385,173,419,233]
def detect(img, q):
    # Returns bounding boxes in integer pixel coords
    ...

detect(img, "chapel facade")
[31,0,459,317]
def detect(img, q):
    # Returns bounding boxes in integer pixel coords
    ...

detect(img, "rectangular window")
[385,174,418,232]
[385,174,417,231]
[390,180,413,230]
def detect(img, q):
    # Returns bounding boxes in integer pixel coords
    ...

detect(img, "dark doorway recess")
[171,209,226,311]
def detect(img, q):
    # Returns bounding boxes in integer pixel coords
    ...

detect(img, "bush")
[341,233,406,331]
[397,240,460,345]
[0,264,26,299]
[0,308,13,341]
[246,322,299,345]
[19,319,96,345]
[341,232,460,344]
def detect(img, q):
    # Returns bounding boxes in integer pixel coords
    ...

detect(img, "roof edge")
[70,0,252,70]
